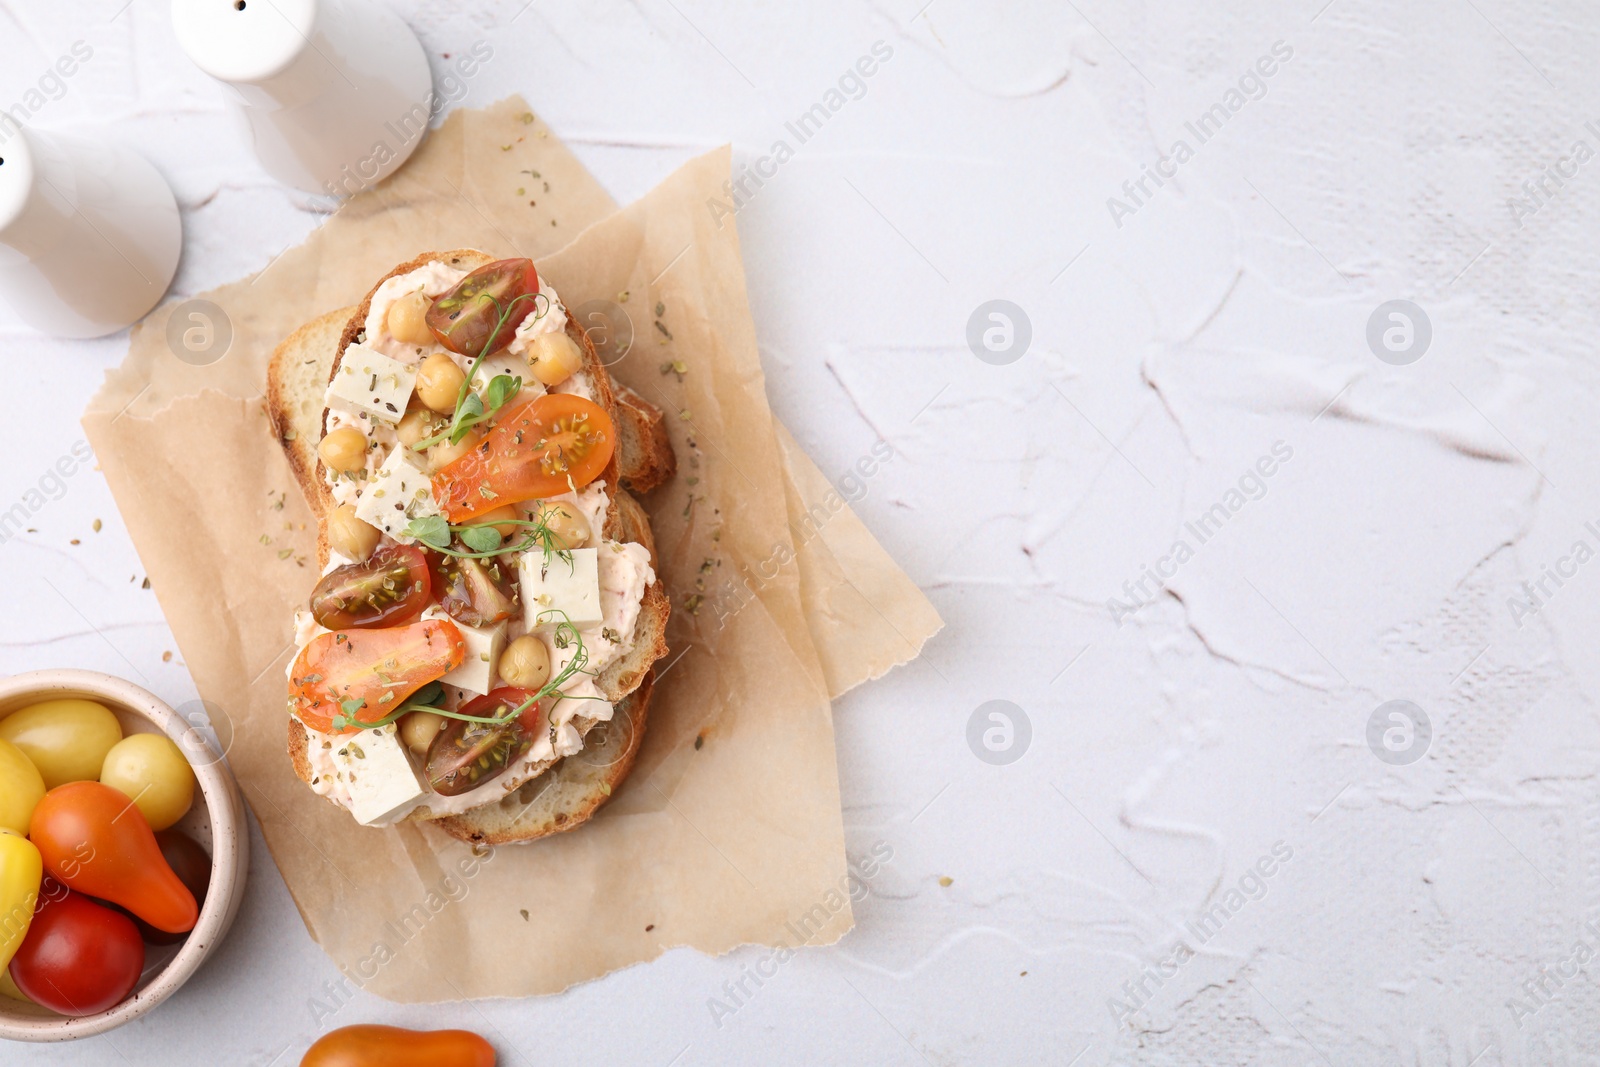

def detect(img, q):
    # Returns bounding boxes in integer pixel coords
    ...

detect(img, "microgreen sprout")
[412,291,550,452]
[402,510,574,570]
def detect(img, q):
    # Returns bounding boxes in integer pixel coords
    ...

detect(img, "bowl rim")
[0,669,249,1043]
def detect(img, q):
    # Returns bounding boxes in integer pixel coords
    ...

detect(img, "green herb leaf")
[460,525,503,553]
[404,681,446,710]
[405,515,452,550]
[486,374,521,411]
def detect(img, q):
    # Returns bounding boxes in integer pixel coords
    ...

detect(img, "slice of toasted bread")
[268,250,673,843]
[613,383,677,494]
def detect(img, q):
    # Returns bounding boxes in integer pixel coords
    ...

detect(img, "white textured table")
[4,1,1594,1064]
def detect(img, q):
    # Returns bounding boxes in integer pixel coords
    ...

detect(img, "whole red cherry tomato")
[9,882,143,1016]
[136,832,211,946]
[426,257,540,359]
[29,781,198,934]
[301,1024,496,1066]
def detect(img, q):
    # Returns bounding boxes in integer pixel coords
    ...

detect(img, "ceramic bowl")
[0,669,248,1042]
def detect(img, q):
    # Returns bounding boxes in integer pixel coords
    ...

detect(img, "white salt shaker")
[0,127,182,339]
[171,0,434,197]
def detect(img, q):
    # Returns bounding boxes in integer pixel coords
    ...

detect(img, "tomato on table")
[9,883,144,1017]
[30,781,198,934]
[311,544,432,630]
[289,619,466,733]
[425,688,544,797]
[432,393,615,522]
[426,257,540,359]
[301,1024,496,1067]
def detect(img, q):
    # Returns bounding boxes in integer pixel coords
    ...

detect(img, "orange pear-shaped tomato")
[29,781,198,934]
[301,1025,496,1067]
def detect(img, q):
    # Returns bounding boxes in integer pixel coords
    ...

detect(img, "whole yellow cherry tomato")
[0,699,122,789]
[0,829,43,975]
[100,734,195,831]
[0,738,44,834]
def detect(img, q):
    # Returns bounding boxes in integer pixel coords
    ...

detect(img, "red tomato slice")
[432,393,616,522]
[426,258,540,359]
[9,884,144,1017]
[289,620,465,734]
[311,544,431,630]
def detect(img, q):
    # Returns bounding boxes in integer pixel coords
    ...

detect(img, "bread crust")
[270,250,673,843]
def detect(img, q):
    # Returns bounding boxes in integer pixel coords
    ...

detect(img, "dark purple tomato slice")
[426,258,541,359]
[425,688,544,797]
[311,544,432,630]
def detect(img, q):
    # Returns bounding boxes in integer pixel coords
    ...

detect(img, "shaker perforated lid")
[170,0,318,84]
[0,127,37,237]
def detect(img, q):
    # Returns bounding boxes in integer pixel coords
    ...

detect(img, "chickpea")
[476,505,522,539]
[536,501,591,549]
[528,331,584,386]
[428,428,483,472]
[317,426,368,474]
[399,710,446,755]
[386,291,436,346]
[498,635,551,690]
[327,505,380,561]
[415,352,467,413]
[397,407,443,449]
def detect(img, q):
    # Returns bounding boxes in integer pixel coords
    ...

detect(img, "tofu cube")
[474,350,536,395]
[335,725,425,826]
[355,444,439,540]
[325,343,416,424]
[518,547,603,631]
[429,610,507,696]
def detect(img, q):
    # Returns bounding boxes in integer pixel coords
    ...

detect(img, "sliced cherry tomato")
[425,688,544,797]
[426,258,540,359]
[301,1024,496,1067]
[311,544,432,630]
[432,393,615,522]
[289,620,466,734]
[30,781,198,934]
[136,832,211,946]
[9,882,144,1016]
[429,552,518,627]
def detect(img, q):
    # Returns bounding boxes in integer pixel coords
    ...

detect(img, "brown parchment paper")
[82,97,939,999]
[775,424,945,699]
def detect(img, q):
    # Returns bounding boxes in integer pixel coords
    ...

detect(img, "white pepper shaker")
[171,0,434,197]
[0,126,182,339]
